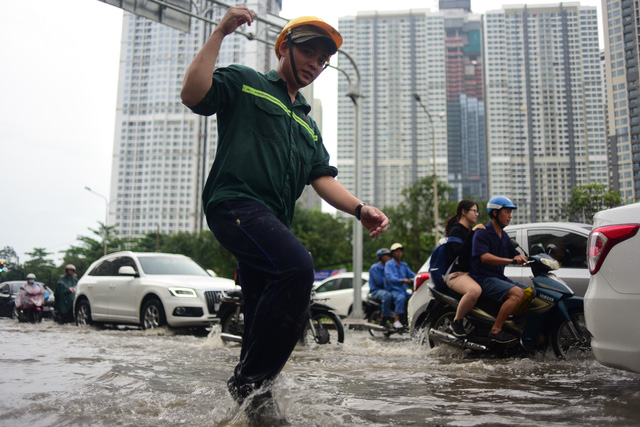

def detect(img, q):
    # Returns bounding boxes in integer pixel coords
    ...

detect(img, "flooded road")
[1,317,639,426]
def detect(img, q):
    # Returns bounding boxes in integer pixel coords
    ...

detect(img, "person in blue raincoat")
[384,243,415,328]
[368,248,392,324]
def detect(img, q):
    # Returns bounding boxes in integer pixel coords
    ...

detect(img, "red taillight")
[588,224,640,274]
[414,272,430,291]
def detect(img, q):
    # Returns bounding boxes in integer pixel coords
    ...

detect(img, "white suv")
[585,203,640,373]
[75,252,237,329]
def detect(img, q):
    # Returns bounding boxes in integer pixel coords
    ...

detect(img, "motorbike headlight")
[539,257,560,270]
[168,287,198,298]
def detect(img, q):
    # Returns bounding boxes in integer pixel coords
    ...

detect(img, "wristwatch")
[355,202,367,221]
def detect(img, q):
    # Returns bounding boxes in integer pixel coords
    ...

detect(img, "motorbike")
[218,288,345,346]
[362,295,409,338]
[217,288,244,341]
[13,287,45,323]
[420,242,591,358]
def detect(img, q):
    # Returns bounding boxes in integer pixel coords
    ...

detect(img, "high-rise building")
[337,6,487,210]
[298,90,325,211]
[109,1,282,237]
[337,10,448,209]
[440,5,487,201]
[483,3,608,223]
[601,0,640,201]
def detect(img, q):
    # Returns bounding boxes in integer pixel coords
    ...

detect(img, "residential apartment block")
[602,0,640,200]
[337,4,488,211]
[441,0,488,201]
[483,3,609,223]
[337,10,448,209]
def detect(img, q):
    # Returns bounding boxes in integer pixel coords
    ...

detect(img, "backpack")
[429,236,463,290]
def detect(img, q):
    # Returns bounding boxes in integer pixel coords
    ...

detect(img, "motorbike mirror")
[546,244,558,255]
[510,238,529,258]
[510,238,520,249]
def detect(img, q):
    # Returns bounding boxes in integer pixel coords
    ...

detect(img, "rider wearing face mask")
[16,273,45,309]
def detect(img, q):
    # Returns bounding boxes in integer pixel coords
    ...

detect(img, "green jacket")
[54,274,77,315]
[187,65,338,227]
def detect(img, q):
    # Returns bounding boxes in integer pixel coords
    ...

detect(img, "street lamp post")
[413,94,446,244]
[84,186,109,256]
[335,50,365,319]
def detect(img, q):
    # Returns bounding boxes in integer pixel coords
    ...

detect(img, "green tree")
[0,246,23,280]
[131,230,166,253]
[562,184,623,224]
[23,248,56,286]
[140,231,237,279]
[0,246,18,267]
[58,244,95,281]
[382,176,457,270]
[291,206,352,270]
[59,221,135,278]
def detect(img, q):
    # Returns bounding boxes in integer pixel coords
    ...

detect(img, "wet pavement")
[1,317,639,426]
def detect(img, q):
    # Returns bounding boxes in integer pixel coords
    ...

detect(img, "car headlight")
[168,287,198,298]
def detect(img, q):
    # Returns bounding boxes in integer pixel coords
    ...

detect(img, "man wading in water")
[181,7,389,422]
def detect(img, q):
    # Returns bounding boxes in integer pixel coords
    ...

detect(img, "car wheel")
[551,311,591,359]
[75,300,93,326]
[12,305,21,322]
[141,298,166,330]
[427,310,456,348]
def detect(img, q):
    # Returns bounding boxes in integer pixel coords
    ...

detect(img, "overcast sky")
[0,0,602,265]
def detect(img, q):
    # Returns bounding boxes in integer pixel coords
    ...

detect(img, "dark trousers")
[207,199,314,387]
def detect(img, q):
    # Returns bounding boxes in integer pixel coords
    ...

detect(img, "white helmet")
[26,273,36,280]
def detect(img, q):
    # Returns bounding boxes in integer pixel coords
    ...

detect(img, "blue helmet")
[487,196,517,215]
[376,248,391,259]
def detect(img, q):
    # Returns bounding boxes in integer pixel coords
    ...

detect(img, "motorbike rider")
[384,243,415,329]
[443,200,485,337]
[16,273,45,310]
[470,196,527,344]
[368,248,393,325]
[54,264,77,324]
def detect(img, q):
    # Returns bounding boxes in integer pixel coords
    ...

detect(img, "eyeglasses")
[295,45,330,69]
[468,209,479,214]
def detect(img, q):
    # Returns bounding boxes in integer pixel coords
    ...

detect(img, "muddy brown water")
[1,318,639,426]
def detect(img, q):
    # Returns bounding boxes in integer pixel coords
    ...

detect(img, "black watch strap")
[355,202,367,221]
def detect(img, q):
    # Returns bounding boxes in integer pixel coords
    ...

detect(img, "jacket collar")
[266,70,311,114]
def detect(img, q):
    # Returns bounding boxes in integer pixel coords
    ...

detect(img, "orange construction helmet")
[274,16,342,59]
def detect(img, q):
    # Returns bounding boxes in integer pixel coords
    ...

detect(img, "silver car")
[504,222,592,297]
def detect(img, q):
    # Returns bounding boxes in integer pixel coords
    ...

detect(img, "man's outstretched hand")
[360,206,389,238]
